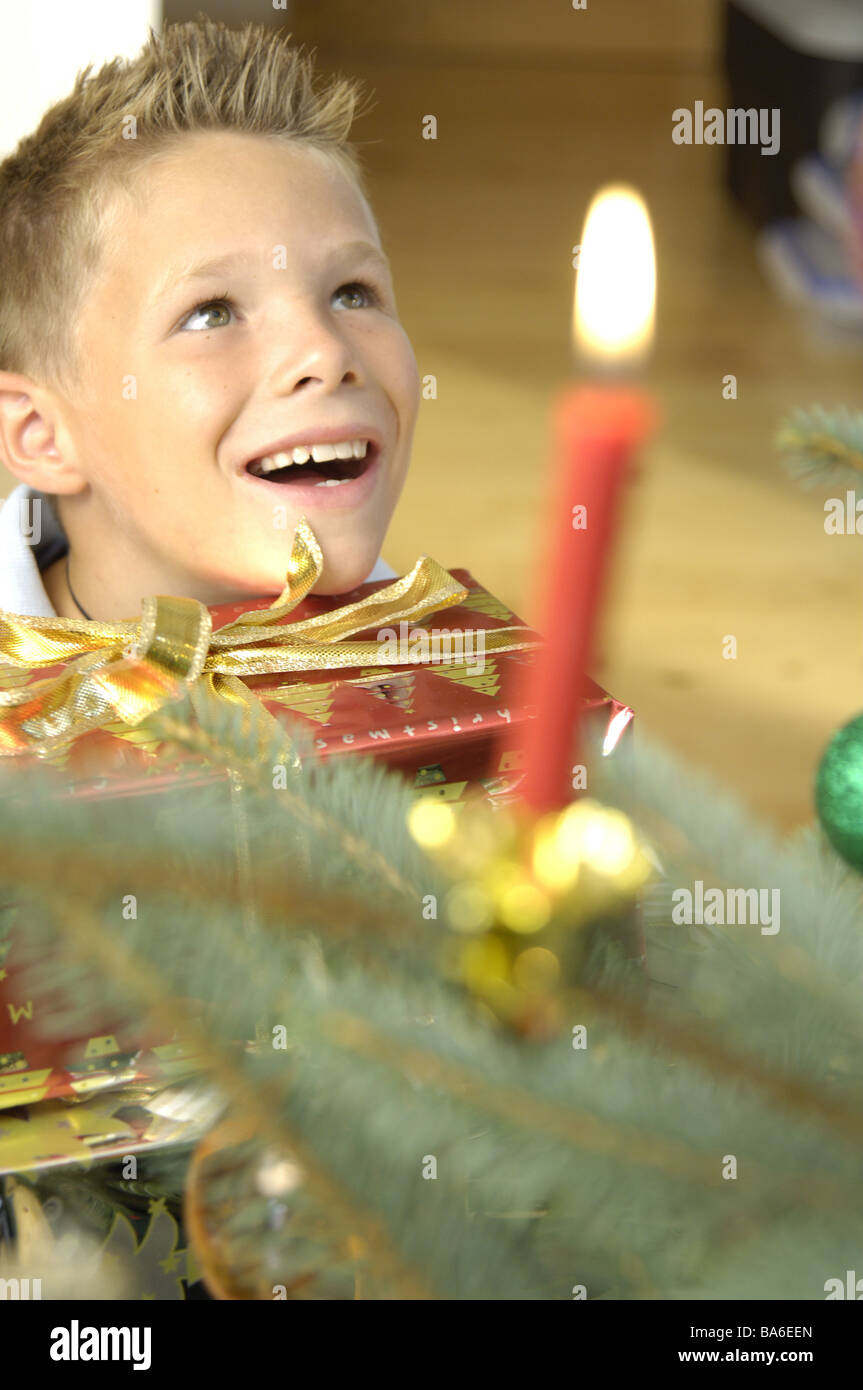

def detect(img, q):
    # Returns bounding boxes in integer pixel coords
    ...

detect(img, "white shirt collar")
[0,482,396,617]
[0,484,66,616]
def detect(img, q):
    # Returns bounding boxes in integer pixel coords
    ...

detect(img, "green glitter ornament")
[815,714,863,873]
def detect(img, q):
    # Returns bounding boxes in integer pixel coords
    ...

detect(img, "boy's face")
[65,131,420,598]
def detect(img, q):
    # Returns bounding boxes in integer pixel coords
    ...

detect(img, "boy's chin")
[310,566,375,598]
[307,545,384,598]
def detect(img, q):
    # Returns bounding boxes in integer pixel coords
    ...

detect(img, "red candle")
[516,186,659,814]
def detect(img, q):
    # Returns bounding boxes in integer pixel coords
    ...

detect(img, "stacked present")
[0,520,635,1298]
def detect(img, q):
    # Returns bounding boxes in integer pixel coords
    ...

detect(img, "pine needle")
[776,404,863,490]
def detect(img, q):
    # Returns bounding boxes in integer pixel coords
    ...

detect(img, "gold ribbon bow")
[0,518,539,761]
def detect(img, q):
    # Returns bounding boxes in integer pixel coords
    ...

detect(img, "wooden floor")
[292,35,863,833]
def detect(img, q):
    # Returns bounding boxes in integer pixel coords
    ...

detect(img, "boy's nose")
[265,320,364,396]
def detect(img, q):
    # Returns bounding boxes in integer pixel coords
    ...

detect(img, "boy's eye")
[334,280,381,310]
[177,280,382,333]
[180,298,235,332]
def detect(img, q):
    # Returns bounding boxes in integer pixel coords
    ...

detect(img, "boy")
[0,19,418,621]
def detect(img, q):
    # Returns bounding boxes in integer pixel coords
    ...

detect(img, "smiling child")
[0,20,419,620]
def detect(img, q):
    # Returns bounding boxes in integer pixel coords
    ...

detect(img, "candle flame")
[574,185,656,367]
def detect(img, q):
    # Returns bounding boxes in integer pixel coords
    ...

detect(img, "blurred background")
[2,0,862,830]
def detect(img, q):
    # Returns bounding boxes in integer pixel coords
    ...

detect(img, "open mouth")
[244,439,378,488]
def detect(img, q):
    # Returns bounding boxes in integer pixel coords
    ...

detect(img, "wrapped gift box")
[0,566,635,1114]
[17,566,633,810]
[0,1074,225,1300]
[0,1073,223,1178]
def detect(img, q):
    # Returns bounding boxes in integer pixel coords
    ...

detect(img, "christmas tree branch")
[6,712,863,1296]
[776,404,863,489]
[322,1009,856,1214]
[592,730,863,1085]
[144,687,418,900]
[30,893,437,1300]
[2,836,421,950]
[582,982,863,1156]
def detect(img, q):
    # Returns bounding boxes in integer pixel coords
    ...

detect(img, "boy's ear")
[0,371,86,495]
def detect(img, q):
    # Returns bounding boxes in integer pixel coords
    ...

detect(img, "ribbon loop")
[137,596,213,683]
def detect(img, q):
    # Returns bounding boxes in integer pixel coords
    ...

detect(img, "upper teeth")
[253,438,369,474]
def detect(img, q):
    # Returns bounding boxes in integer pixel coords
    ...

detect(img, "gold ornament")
[409,796,653,1038]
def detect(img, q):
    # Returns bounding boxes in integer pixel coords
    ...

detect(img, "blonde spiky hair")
[0,19,372,389]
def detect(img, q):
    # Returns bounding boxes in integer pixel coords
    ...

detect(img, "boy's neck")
[42,556,82,620]
[42,548,287,621]
[42,529,249,621]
